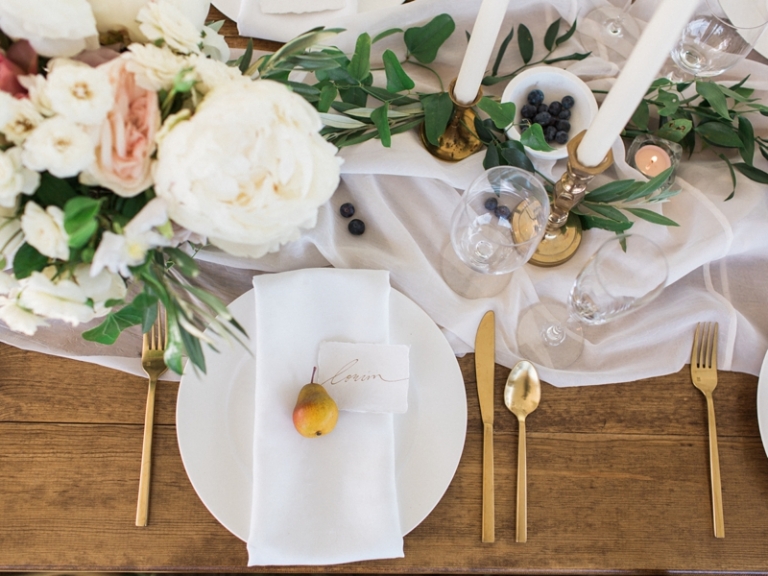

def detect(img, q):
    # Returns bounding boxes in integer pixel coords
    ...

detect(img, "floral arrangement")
[0,0,341,372]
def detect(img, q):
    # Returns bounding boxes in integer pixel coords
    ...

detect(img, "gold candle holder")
[421,79,484,162]
[529,131,614,267]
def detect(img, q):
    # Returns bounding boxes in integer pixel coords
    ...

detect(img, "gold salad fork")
[136,307,168,527]
[690,322,725,538]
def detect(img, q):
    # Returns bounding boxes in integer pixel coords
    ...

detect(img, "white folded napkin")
[260,0,346,14]
[238,0,359,42]
[248,268,404,566]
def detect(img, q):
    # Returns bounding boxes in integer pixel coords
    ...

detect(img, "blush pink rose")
[81,55,160,197]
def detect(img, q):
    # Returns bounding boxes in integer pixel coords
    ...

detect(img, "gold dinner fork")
[690,322,725,538]
[136,307,168,527]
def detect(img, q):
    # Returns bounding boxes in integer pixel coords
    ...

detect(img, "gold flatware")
[136,307,168,527]
[475,310,495,543]
[690,322,725,538]
[504,360,541,543]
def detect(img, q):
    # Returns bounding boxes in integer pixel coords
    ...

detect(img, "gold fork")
[136,307,168,527]
[690,322,725,538]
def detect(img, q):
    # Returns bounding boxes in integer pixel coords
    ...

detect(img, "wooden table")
[1,342,767,573]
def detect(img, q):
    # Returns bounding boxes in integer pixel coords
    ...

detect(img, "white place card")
[317,342,410,413]
[259,0,347,14]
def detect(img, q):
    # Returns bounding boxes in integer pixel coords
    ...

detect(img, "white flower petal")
[20,201,69,261]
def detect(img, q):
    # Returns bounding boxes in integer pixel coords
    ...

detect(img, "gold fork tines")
[690,322,724,539]
[136,307,168,527]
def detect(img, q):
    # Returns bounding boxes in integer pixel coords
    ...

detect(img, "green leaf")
[648,78,673,92]
[34,172,76,208]
[363,86,418,105]
[542,52,590,65]
[476,96,515,130]
[372,27,403,43]
[473,116,494,142]
[317,84,337,113]
[582,202,629,223]
[657,118,692,142]
[544,19,560,51]
[483,143,501,169]
[737,115,755,165]
[64,196,102,249]
[82,303,144,345]
[631,100,650,131]
[164,311,186,374]
[12,243,48,279]
[500,146,535,172]
[382,49,415,92]
[696,81,731,120]
[734,162,768,184]
[404,14,456,64]
[178,315,206,373]
[717,153,737,200]
[238,39,253,74]
[164,247,199,278]
[626,167,674,201]
[370,102,392,147]
[421,92,454,146]
[555,18,578,46]
[517,24,534,64]
[717,84,751,103]
[585,179,638,203]
[625,207,679,226]
[348,33,371,82]
[655,89,680,116]
[578,214,633,233]
[340,86,368,107]
[520,123,555,152]
[695,122,743,148]
[492,26,514,76]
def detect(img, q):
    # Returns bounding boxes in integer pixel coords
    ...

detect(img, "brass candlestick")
[421,80,484,162]
[529,131,614,267]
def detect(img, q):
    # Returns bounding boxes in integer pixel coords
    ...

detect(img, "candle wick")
[644,155,658,172]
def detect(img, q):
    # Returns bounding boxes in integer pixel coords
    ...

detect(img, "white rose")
[73,263,127,316]
[0,206,23,267]
[0,147,40,209]
[21,116,95,178]
[201,25,231,62]
[20,202,69,261]
[0,0,97,58]
[86,0,209,42]
[125,43,187,92]
[189,55,246,94]
[46,61,114,126]
[0,92,16,128]
[2,98,44,146]
[18,271,95,325]
[138,0,202,55]
[154,80,341,259]
[17,75,55,117]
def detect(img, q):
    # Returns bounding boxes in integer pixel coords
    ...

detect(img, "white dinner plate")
[212,0,405,23]
[176,287,467,541]
[757,348,768,458]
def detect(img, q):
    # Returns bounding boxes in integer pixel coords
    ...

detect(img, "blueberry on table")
[561,95,575,109]
[544,125,557,142]
[556,120,571,132]
[339,202,355,218]
[548,101,562,116]
[527,89,545,106]
[484,196,499,211]
[533,111,552,126]
[495,205,512,220]
[348,219,365,235]
[555,131,569,145]
[558,109,571,120]
[537,104,549,114]
[521,104,537,119]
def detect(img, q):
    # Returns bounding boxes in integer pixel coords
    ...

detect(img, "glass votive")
[626,134,682,192]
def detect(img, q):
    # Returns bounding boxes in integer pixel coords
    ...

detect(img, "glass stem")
[542,322,567,347]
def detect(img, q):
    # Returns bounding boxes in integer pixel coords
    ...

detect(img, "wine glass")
[517,234,669,368]
[442,166,550,298]
[667,0,768,80]
[578,0,642,66]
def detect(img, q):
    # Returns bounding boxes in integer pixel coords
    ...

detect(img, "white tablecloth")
[3,0,767,387]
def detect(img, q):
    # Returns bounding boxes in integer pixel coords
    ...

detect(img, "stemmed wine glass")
[578,0,641,66]
[442,166,550,298]
[517,234,669,369]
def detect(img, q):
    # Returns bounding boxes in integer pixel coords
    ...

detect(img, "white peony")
[91,197,171,277]
[46,60,115,125]
[20,202,69,261]
[86,0,209,43]
[0,147,40,208]
[125,43,187,92]
[0,0,97,58]
[154,80,341,259]
[137,0,202,55]
[0,206,23,266]
[189,54,247,94]
[72,263,127,316]
[21,116,95,178]
[18,271,95,326]
[2,98,44,146]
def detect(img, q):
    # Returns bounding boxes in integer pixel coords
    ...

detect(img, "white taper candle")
[453,0,511,105]
[577,0,699,167]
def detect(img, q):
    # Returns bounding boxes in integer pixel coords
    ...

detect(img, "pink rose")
[0,40,38,97]
[81,55,160,197]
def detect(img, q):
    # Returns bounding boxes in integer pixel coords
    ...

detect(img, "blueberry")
[495,205,512,220]
[339,202,355,218]
[558,109,571,120]
[556,120,571,132]
[544,125,557,142]
[555,131,569,145]
[527,89,545,106]
[484,196,498,211]
[548,114,559,126]
[348,219,365,235]
[561,95,575,109]
[533,112,552,126]
[538,104,549,114]
[520,104,537,119]
[548,101,562,116]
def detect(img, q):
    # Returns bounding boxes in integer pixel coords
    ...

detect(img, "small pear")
[292,369,338,438]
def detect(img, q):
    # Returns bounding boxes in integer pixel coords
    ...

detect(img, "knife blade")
[475,310,495,543]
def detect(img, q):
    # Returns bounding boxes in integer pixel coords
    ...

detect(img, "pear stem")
[311,366,317,383]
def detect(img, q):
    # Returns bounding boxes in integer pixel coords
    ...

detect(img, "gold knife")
[475,310,495,543]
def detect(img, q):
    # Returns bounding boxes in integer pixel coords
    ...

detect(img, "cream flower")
[18,271,95,326]
[17,74,55,117]
[0,147,40,208]
[46,61,115,125]
[20,202,69,261]
[189,54,246,94]
[21,116,95,178]
[0,206,23,266]
[0,91,16,128]
[0,299,48,335]
[201,25,230,62]
[125,43,187,92]
[2,98,44,145]
[86,0,209,43]
[0,0,97,58]
[137,0,202,55]
[154,80,341,259]
[72,263,127,316]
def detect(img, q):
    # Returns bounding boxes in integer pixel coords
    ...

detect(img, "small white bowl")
[500,66,598,161]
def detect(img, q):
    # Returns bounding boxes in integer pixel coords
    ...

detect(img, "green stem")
[404,59,444,92]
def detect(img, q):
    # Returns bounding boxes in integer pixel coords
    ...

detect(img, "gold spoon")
[504,360,541,543]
